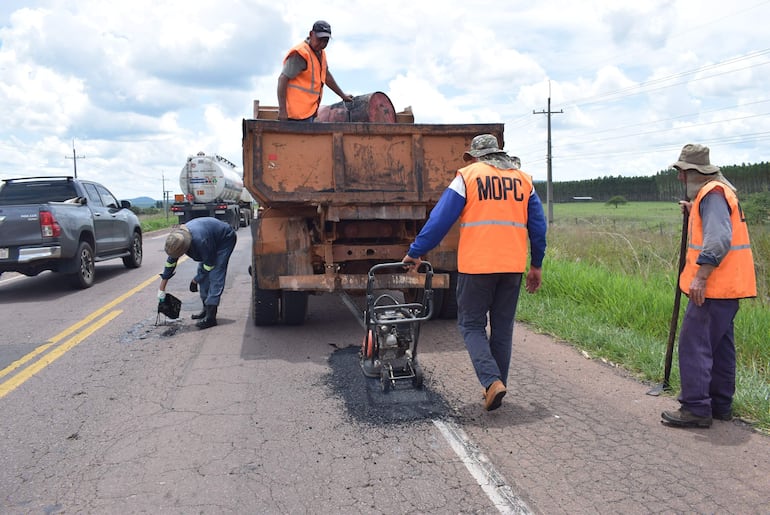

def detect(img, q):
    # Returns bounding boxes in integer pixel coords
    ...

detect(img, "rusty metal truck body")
[242,103,504,325]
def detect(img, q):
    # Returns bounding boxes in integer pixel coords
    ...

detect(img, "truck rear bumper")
[16,246,62,262]
[278,272,448,292]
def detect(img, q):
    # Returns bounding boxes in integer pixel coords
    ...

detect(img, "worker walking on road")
[403,134,547,411]
[661,144,757,428]
[158,217,237,330]
[277,20,353,122]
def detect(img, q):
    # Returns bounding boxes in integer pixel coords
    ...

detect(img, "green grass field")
[518,201,769,432]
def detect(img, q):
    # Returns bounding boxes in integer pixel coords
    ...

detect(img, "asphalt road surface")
[1,227,768,514]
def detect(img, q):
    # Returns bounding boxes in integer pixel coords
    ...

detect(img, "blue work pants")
[677,298,739,417]
[196,233,237,307]
[457,272,523,389]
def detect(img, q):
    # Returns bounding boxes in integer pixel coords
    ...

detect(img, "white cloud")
[1,0,769,198]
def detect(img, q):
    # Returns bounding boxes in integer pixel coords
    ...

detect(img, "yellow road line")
[0,256,189,398]
[0,342,55,380]
[48,269,178,344]
[0,310,122,399]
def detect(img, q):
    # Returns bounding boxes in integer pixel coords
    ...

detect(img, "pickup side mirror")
[120,200,132,209]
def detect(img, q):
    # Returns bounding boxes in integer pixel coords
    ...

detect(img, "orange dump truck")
[242,97,504,325]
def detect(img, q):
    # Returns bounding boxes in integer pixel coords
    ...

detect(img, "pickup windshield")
[0,180,80,206]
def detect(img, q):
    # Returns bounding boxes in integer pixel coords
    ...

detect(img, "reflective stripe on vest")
[679,182,757,299]
[457,162,532,274]
[284,42,327,120]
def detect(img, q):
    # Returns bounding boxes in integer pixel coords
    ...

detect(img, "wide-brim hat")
[463,134,506,162]
[671,143,720,174]
[165,225,191,258]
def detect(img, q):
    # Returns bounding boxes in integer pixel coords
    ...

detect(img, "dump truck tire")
[437,270,458,319]
[281,291,308,326]
[252,284,280,326]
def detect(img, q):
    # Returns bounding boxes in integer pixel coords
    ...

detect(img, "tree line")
[543,161,770,202]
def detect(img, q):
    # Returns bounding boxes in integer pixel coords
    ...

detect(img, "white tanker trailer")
[171,152,254,229]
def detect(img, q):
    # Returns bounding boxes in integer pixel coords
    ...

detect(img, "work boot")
[195,305,218,330]
[484,380,506,411]
[191,308,206,320]
[661,408,712,428]
[713,410,733,421]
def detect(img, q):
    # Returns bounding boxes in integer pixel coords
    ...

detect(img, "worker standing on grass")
[661,144,757,428]
[402,134,547,411]
[157,217,237,330]
[277,20,353,122]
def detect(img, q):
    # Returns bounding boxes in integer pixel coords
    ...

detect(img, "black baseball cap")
[312,20,331,38]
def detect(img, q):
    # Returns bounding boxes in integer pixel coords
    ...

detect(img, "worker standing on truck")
[157,217,237,330]
[277,20,353,121]
[661,144,756,428]
[402,134,547,411]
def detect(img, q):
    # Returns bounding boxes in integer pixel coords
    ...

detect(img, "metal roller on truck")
[171,152,255,230]
[242,92,504,326]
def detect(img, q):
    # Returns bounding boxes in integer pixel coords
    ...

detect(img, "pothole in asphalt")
[119,316,187,344]
[325,345,451,425]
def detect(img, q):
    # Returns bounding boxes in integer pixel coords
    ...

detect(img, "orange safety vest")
[679,182,757,299]
[284,42,327,120]
[456,162,533,274]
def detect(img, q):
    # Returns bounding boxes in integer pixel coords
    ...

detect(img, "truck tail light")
[39,210,62,238]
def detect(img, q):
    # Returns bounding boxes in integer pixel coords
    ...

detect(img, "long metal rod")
[647,208,689,395]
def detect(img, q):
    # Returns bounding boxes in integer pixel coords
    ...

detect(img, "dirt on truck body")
[242,98,504,326]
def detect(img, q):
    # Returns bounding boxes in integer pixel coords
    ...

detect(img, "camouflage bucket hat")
[165,225,191,258]
[463,134,506,162]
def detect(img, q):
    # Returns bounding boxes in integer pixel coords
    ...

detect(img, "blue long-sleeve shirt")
[408,174,547,268]
[697,190,732,267]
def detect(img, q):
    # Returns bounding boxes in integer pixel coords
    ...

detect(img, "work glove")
[189,280,198,293]
[157,290,166,302]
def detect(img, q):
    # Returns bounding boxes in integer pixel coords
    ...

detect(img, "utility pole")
[162,171,170,221]
[533,92,562,225]
[65,139,85,178]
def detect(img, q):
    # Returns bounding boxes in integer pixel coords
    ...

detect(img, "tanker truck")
[242,94,504,326]
[170,152,253,229]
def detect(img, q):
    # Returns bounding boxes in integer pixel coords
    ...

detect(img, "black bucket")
[158,293,182,319]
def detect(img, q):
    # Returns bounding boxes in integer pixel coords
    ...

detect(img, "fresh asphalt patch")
[325,345,451,425]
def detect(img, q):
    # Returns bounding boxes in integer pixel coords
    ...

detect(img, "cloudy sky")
[1,0,768,200]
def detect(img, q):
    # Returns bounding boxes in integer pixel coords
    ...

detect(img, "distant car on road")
[0,176,143,288]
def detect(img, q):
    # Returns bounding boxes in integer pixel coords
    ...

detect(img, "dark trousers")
[677,298,739,417]
[196,233,237,307]
[456,272,523,389]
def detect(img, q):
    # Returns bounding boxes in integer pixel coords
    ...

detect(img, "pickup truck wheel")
[122,232,143,268]
[71,241,95,289]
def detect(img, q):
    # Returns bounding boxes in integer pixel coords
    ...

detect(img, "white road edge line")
[433,419,533,515]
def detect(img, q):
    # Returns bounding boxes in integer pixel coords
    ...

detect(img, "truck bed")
[242,119,505,208]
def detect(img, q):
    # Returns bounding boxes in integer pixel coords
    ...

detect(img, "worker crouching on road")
[403,134,547,411]
[277,20,353,122]
[158,217,237,330]
[661,144,756,428]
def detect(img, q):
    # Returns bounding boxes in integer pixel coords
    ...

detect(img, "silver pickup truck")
[0,176,143,288]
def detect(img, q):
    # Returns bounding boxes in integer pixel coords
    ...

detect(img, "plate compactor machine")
[359,262,435,392]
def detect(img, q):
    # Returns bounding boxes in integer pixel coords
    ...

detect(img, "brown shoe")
[661,408,712,428]
[484,380,506,411]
